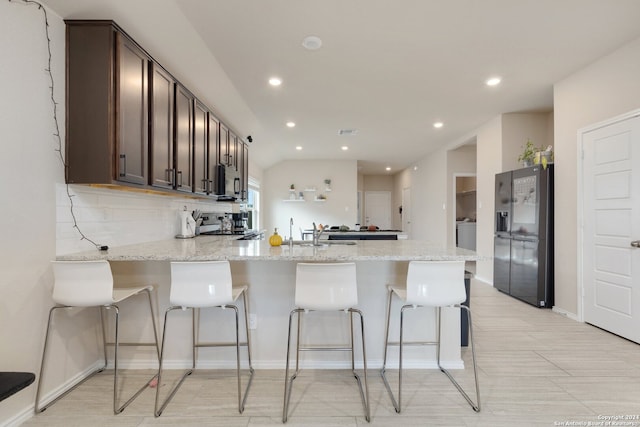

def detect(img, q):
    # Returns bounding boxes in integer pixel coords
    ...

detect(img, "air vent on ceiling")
[338,129,358,136]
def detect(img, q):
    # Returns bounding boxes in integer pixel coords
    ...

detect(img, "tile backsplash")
[56,184,230,255]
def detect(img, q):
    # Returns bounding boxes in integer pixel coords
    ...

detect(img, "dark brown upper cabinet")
[150,63,175,189]
[65,20,248,199]
[65,20,149,186]
[174,84,194,193]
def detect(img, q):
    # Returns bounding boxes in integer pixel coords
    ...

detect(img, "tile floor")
[22,280,640,426]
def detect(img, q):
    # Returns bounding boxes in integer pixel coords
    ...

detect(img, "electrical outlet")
[249,313,257,330]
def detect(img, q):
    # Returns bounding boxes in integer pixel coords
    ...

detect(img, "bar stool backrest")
[406,260,466,307]
[170,261,233,308]
[295,263,358,311]
[51,260,115,307]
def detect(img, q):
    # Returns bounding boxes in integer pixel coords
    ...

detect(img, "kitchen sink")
[288,240,357,246]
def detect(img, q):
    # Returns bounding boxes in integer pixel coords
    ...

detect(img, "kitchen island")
[58,238,479,370]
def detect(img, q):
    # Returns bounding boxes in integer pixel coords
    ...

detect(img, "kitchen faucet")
[312,222,325,246]
[289,217,294,248]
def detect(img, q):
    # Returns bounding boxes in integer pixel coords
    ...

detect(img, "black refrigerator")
[494,165,553,307]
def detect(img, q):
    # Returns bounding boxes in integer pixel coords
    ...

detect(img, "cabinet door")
[150,63,174,189]
[116,33,149,185]
[228,131,238,171]
[208,113,220,194]
[174,84,193,192]
[65,22,113,184]
[193,100,209,195]
[219,123,230,167]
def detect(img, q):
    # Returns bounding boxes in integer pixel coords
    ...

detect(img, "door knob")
[631,240,640,248]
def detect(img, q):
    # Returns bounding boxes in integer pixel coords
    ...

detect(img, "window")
[247,177,260,230]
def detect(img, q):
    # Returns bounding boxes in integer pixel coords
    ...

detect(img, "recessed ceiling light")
[286,122,296,128]
[302,35,322,50]
[338,129,358,136]
[341,146,349,151]
[486,77,501,86]
[433,122,444,129]
[385,167,391,171]
[269,77,282,86]
[295,146,302,151]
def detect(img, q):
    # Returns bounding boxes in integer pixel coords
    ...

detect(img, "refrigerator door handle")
[631,240,640,248]
[512,236,538,242]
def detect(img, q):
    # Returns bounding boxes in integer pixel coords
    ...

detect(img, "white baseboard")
[472,275,492,286]
[551,306,580,322]
[2,361,104,427]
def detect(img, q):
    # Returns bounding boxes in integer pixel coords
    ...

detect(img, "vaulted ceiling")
[42,0,640,174]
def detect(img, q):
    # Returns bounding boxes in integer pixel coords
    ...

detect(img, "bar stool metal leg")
[111,288,160,414]
[36,288,159,415]
[35,306,108,413]
[349,308,370,422]
[239,291,255,412]
[155,292,254,417]
[436,305,480,412]
[380,300,480,413]
[283,308,370,423]
[380,287,401,412]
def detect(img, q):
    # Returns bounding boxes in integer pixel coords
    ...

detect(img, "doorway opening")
[454,175,477,250]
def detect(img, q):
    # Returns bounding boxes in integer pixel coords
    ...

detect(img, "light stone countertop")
[57,235,480,262]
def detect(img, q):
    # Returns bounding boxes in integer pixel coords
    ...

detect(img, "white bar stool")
[283,262,370,423]
[35,260,160,414]
[380,260,480,412]
[154,261,254,417]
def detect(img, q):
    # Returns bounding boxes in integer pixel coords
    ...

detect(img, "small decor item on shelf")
[316,194,326,200]
[269,228,283,246]
[518,140,554,169]
[517,139,537,167]
[299,191,304,200]
[290,184,295,190]
[324,179,331,191]
[534,145,554,169]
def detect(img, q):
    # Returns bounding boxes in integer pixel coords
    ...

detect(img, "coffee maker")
[231,212,248,233]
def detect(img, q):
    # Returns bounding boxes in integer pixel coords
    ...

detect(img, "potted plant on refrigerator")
[517,140,537,167]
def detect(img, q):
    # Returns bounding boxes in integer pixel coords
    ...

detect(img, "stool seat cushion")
[0,372,35,401]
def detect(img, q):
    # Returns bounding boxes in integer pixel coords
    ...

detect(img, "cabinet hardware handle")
[119,154,126,177]
[177,170,183,187]
[631,240,640,248]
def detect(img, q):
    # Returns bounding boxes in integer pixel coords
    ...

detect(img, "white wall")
[0,2,64,423]
[393,168,413,231]
[474,116,503,283]
[409,150,448,243]
[554,36,640,316]
[263,160,358,239]
[0,3,261,424]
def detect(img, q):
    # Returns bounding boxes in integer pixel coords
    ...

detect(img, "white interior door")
[402,187,412,237]
[364,191,391,229]
[583,113,640,344]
